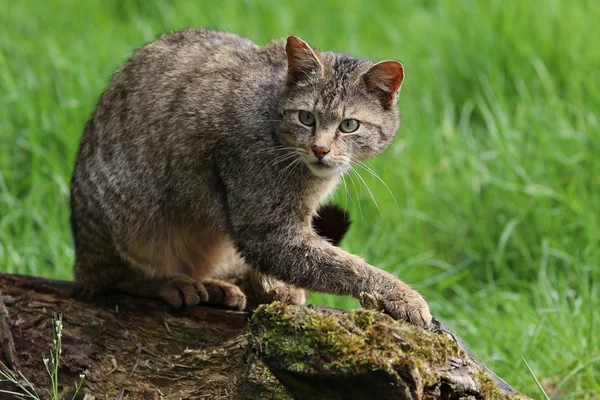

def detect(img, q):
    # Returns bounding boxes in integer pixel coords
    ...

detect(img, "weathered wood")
[0,273,529,399]
[0,273,279,399]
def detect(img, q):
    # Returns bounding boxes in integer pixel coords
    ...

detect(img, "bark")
[0,273,529,400]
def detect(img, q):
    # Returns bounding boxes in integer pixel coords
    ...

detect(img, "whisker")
[285,158,305,184]
[278,157,304,185]
[264,152,299,171]
[352,160,399,211]
[264,145,292,158]
[350,166,380,213]
[340,174,349,216]
[274,155,300,175]
[346,169,364,221]
[263,145,308,170]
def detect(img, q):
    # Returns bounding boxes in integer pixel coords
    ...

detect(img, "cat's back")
[77,28,285,161]
[91,28,285,137]
[122,28,283,84]
[73,29,287,216]
[160,28,255,49]
[154,28,259,63]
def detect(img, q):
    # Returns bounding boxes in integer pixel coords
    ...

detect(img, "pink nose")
[311,144,330,159]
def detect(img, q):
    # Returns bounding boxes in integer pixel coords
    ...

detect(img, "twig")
[114,389,125,400]
[163,319,173,336]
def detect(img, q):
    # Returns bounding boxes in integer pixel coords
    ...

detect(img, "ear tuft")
[285,35,322,83]
[363,60,404,106]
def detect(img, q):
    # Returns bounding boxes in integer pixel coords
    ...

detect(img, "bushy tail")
[312,204,351,246]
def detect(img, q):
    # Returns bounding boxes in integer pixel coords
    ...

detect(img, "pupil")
[302,112,313,124]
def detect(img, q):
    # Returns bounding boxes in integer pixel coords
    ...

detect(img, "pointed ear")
[285,35,323,83]
[363,60,405,106]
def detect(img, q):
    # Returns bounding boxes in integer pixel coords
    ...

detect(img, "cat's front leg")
[232,225,431,327]
[247,270,306,308]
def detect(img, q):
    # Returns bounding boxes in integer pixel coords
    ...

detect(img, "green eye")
[299,110,316,126]
[339,119,359,133]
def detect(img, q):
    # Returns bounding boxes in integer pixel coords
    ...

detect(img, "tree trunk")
[0,273,529,399]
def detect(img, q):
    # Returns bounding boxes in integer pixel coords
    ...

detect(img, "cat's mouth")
[306,159,341,178]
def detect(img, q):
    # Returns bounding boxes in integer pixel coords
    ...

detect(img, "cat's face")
[278,36,403,179]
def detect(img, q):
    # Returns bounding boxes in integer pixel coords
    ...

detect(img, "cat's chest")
[305,176,340,212]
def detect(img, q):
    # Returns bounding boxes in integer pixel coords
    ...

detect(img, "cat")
[70,28,431,326]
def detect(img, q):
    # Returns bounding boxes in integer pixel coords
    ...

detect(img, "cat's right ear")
[285,35,323,84]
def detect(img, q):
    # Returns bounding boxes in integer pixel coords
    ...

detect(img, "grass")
[0,0,598,398]
[0,314,85,399]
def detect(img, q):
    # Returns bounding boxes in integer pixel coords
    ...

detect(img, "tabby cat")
[70,29,431,326]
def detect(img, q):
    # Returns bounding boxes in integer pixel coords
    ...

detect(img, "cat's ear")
[363,60,404,106]
[285,35,323,83]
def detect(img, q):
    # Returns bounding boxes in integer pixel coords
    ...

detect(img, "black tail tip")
[312,204,351,246]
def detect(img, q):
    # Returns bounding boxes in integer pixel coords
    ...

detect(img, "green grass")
[1,0,598,398]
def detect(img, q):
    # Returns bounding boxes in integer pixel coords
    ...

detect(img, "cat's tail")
[312,204,351,246]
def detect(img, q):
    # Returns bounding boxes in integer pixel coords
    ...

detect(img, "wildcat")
[70,28,431,326]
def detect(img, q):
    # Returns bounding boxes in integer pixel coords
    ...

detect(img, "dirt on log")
[0,273,530,399]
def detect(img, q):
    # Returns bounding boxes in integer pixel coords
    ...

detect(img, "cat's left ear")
[363,60,404,106]
[285,35,323,84]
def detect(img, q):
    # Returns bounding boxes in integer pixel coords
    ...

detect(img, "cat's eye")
[298,110,316,126]
[339,119,359,133]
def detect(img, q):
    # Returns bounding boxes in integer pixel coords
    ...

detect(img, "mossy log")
[0,273,529,399]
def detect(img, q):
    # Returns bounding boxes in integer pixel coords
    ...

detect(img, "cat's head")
[278,35,403,178]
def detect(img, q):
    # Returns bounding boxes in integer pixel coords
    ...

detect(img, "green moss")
[249,302,463,380]
[349,308,378,330]
[249,303,531,398]
[474,367,532,400]
[475,367,511,400]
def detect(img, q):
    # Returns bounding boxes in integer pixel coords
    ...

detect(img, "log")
[0,273,530,399]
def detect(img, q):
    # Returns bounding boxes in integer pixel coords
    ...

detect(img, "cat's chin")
[307,162,341,178]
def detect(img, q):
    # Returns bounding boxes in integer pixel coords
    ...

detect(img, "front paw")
[382,292,432,327]
[248,273,306,306]
[265,284,306,306]
[360,289,432,327]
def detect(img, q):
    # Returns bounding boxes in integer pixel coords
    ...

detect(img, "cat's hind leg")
[75,225,247,310]
[115,275,246,310]
[116,228,247,310]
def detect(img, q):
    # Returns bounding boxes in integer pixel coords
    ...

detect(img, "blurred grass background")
[1,0,599,397]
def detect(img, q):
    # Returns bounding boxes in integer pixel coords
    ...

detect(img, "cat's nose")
[311,144,330,159]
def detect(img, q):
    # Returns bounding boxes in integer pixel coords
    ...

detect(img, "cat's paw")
[360,288,432,327]
[158,277,209,308]
[381,293,432,327]
[264,284,306,305]
[158,277,246,311]
[202,278,247,311]
[247,273,306,306]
